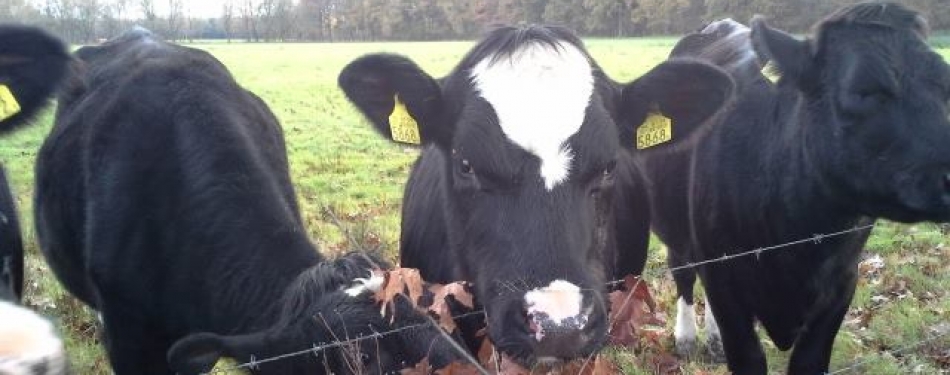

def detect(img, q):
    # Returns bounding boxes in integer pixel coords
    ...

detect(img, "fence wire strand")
[202,223,949,374]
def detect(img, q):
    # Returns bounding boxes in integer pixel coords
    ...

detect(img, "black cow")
[339,25,735,365]
[0,25,69,375]
[34,29,460,375]
[632,3,950,374]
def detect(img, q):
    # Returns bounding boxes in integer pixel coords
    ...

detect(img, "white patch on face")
[0,301,66,375]
[701,18,756,70]
[524,279,587,339]
[703,297,721,338]
[343,270,385,297]
[470,41,594,190]
[674,297,698,343]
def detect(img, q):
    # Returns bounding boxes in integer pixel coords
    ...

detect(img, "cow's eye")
[460,159,475,174]
[360,352,371,365]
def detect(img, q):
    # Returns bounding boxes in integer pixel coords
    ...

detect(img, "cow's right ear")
[0,26,69,133]
[338,53,447,147]
[167,332,262,375]
[750,16,813,87]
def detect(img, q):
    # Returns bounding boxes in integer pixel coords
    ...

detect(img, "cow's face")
[752,3,950,222]
[0,301,68,375]
[340,26,734,364]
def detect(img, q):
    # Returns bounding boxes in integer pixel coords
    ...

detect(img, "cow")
[33,28,461,375]
[0,24,69,375]
[630,3,950,374]
[338,25,736,365]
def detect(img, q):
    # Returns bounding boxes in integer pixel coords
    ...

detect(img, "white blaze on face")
[0,301,66,375]
[524,279,587,340]
[471,41,594,190]
[674,297,698,343]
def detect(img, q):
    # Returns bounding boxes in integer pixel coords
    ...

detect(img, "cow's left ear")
[617,59,734,151]
[0,26,69,133]
[338,53,448,147]
[167,332,262,375]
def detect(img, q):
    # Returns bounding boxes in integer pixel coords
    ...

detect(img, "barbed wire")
[202,309,487,375]
[203,223,948,374]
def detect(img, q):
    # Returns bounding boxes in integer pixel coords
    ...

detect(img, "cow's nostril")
[944,174,950,192]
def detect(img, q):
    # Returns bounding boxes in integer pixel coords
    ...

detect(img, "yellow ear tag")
[0,85,21,122]
[388,95,421,145]
[636,113,673,150]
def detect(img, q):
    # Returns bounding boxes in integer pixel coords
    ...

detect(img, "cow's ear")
[0,26,69,134]
[167,332,264,375]
[618,59,734,151]
[751,16,812,86]
[339,53,447,147]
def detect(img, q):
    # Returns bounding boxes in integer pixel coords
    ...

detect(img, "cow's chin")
[881,185,950,223]
[486,308,608,368]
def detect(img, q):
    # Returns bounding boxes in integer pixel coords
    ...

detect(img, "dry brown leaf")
[608,275,665,346]
[375,268,426,321]
[401,357,433,375]
[428,282,475,332]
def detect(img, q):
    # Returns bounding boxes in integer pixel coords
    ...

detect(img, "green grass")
[0,38,948,374]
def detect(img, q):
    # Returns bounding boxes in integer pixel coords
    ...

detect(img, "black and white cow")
[339,25,736,365]
[34,28,461,375]
[631,3,950,374]
[0,25,69,375]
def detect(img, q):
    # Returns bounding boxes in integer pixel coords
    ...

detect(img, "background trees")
[2,0,946,43]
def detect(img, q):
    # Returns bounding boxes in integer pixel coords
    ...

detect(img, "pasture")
[1,38,948,374]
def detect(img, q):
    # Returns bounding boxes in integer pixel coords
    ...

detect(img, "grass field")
[1,38,948,374]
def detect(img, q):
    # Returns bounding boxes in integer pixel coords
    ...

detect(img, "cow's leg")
[786,284,854,375]
[670,255,699,358]
[99,305,172,375]
[701,278,767,375]
[703,296,725,362]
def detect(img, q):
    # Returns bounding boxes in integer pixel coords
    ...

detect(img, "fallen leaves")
[608,275,666,347]
[379,270,670,375]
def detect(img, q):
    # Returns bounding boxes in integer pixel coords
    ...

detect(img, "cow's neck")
[762,84,867,233]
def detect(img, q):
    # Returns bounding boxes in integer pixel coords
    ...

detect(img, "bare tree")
[239,0,259,41]
[139,0,157,31]
[222,0,235,42]
[167,0,183,40]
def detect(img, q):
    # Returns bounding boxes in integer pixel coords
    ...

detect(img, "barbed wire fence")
[202,223,949,375]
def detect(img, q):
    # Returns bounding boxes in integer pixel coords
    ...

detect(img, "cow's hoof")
[675,337,699,359]
[705,335,726,363]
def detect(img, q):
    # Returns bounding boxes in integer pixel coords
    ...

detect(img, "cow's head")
[751,2,950,222]
[0,25,69,133]
[340,25,734,364]
[168,253,464,374]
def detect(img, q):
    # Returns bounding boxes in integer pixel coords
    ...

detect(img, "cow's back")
[36,35,314,338]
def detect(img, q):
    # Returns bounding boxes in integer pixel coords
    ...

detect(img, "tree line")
[2,0,947,44]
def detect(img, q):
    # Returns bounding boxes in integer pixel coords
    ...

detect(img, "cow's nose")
[523,280,605,359]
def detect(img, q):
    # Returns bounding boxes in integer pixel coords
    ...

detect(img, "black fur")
[0,166,23,302]
[340,24,735,365]
[633,3,950,374]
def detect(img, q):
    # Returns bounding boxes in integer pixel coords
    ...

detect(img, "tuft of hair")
[815,2,929,37]
[0,25,69,134]
[456,24,590,74]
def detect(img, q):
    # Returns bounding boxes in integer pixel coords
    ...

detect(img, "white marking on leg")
[470,41,594,190]
[704,297,721,338]
[0,301,66,375]
[674,297,698,343]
